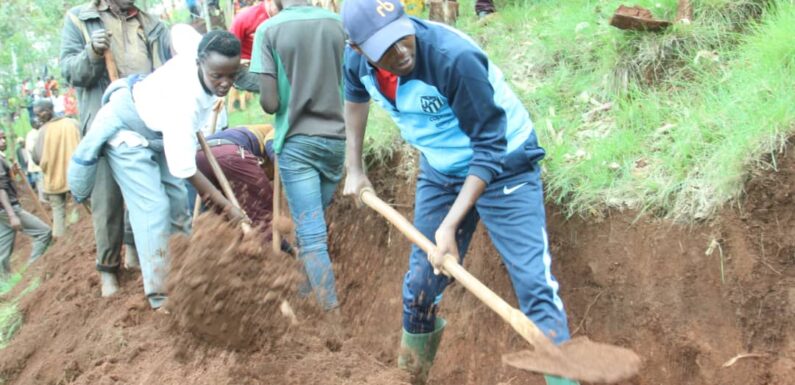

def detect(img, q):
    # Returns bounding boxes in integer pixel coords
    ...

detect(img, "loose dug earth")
[0,146,793,384]
[166,215,305,351]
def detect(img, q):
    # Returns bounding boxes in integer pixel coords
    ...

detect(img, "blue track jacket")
[344,17,544,184]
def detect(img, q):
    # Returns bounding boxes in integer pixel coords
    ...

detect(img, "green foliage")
[0,0,84,122]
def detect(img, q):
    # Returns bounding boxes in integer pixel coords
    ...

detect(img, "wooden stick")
[12,163,51,224]
[192,100,224,224]
[359,188,559,355]
[104,51,119,82]
[195,130,251,234]
[80,202,92,216]
[272,157,281,254]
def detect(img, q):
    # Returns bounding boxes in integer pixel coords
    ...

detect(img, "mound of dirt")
[167,215,304,350]
[0,209,408,385]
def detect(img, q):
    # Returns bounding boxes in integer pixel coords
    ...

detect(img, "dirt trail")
[0,148,793,384]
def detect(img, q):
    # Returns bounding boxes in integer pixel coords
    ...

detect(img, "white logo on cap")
[376,0,395,16]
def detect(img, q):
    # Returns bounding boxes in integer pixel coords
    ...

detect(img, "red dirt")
[610,5,672,31]
[0,147,793,384]
[166,215,305,350]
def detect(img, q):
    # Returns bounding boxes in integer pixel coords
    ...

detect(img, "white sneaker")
[100,272,119,297]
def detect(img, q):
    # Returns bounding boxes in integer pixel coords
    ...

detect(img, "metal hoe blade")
[502,336,642,383]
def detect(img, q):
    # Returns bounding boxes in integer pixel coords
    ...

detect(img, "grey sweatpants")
[0,205,52,274]
[92,157,135,272]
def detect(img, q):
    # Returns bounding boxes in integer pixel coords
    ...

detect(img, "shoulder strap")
[67,11,91,43]
[68,9,119,81]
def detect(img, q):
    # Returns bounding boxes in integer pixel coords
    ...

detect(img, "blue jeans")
[277,135,345,310]
[402,156,571,344]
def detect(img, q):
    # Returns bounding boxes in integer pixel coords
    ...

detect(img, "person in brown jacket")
[32,99,82,238]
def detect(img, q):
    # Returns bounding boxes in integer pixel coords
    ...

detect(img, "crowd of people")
[0,1,577,384]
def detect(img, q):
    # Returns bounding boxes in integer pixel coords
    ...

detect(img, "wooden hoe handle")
[196,131,252,234]
[359,188,558,352]
[188,99,224,224]
[192,100,224,221]
[271,157,282,254]
[104,51,119,82]
[194,100,251,233]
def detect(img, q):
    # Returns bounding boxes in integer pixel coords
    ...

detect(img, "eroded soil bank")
[0,148,792,384]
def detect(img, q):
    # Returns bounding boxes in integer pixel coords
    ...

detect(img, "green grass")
[0,270,36,350]
[355,0,793,220]
[0,302,22,349]
[0,272,23,297]
[227,98,270,128]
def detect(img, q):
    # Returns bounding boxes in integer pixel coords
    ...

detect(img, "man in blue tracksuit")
[341,1,577,384]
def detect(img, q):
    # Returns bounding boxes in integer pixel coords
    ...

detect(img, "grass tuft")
[0,270,38,350]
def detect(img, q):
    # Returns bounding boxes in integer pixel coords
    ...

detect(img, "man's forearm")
[344,101,370,173]
[259,74,279,114]
[440,175,486,230]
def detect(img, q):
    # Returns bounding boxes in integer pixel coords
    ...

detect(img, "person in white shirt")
[73,28,246,309]
[50,89,66,118]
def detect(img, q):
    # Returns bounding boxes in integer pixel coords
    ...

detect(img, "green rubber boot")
[397,318,447,385]
[544,375,580,385]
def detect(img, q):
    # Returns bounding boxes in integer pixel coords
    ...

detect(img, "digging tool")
[80,201,92,216]
[358,188,641,383]
[195,130,252,234]
[195,125,298,323]
[104,51,119,82]
[12,163,51,224]
[192,100,224,224]
[271,157,282,254]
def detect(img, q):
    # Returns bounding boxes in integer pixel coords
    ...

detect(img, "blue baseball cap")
[342,0,415,62]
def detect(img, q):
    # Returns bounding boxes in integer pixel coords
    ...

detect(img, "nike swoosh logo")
[503,182,528,195]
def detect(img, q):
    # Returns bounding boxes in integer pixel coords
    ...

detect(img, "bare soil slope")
[0,148,792,384]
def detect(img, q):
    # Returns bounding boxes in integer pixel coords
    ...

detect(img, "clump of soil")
[610,5,672,31]
[167,214,305,350]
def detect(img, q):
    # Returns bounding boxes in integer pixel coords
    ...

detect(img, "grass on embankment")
[456,0,795,219]
[0,271,33,350]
